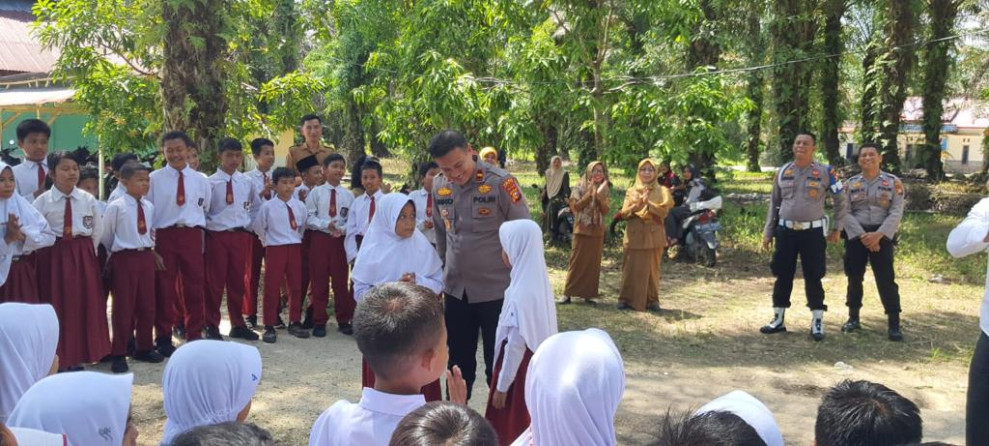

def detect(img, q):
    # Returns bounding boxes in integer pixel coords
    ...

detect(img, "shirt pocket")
[850,189,866,202]
[804,179,823,200]
[470,196,499,232]
[780,178,796,199]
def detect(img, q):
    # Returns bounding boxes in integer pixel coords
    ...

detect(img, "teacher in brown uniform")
[429,130,531,400]
[285,114,335,169]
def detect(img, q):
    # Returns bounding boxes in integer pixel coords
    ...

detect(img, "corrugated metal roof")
[0,87,73,106]
[0,10,58,74]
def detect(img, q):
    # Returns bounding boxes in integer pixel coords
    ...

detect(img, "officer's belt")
[779,218,826,231]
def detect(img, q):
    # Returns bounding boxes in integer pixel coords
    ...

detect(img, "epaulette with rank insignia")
[502,177,522,203]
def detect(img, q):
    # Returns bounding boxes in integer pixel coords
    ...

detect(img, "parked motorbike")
[676,195,722,267]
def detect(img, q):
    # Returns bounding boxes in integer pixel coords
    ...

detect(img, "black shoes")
[313,325,327,338]
[156,337,177,357]
[230,325,260,341]
[760,324,787,334]
[302,307,315,329]
[245,315,258,329]
[111,356,129,374]
[204,325,224,341]
[133,350,165,363]
[274,316,287,330]
[338,323,354,336]
[288,322,310,339]
[811,317,825,342]
[616,302,630,310]
[262,326,277,343]
[888,313,903,342]
[647,303,661,312]
[841,319,861,333]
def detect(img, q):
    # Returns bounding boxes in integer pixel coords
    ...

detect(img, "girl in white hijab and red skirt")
[484,220,558,445]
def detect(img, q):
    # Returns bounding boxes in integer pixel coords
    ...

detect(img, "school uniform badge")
[198,197,205,207]
[502,178,522,203]
[341,208,349,218]
[83,216,94,229]
[243,201,250,210]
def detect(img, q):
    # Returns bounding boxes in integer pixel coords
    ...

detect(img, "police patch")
[438,187,452,197]
[783,169,793,178]
[812,169,821,177]
[478,184,492,194]
[502,178,522,204]
[808,189,819,199]
[83,215,94,229]
[895,179,903,196]
[478,207,492,216]
[475,170,485,183]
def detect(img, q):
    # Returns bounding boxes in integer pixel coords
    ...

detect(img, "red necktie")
[62,196,73,239]
[176,170,186,206]
[329,189,337,217]
[368,196,375,223]
[287,203,297,230]
[426,192,433,218]
[36,163,45,190]
[262,172,271,200]
[226,179,234,205]
[137,199,147,235]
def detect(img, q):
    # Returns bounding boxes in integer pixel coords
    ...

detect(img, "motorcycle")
[533,184,574,244]
[676,195,722,267]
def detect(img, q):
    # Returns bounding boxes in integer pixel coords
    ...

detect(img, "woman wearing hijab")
[7,371,138,446]
[618,159,674,312]
[665,165,707,247]
[160,340,263,445]
[693,391,784,446]
[351,193,445,401]
[0,302,58,423]
[479,147,500,167]
[510,329,625,446]
[560,161,609,304]
[485,220,558,444]
[540,156,571,241]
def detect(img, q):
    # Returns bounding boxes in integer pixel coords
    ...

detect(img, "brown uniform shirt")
[763,161,848,239]
[432,163,531,303]
[285,143,336,170]
[842,171,904,240]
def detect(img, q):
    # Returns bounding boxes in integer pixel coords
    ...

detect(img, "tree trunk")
[368,120,391,158]
[771,0,817,163]
[860,41,882,142]
[821,0,846,166]
[160,0,231,170]
[877,0,918,174]
[340,100,366,166]
[744,8,765,173]
[921,0,958,180]
[535,122,558,177]
[273,0,300,73]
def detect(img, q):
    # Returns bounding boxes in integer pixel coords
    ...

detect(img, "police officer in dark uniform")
[840,143,905,341]
[761,132,847,341]
[429,130,531,399]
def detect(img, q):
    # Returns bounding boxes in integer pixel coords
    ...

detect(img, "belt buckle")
[792,222,806,231]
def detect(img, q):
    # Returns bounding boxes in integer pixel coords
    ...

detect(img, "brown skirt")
[618,248,663,311]
[563,234,604,299]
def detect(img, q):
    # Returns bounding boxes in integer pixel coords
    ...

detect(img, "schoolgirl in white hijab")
[7,371,136,446]
[3,423,66,446]
[351,193,444,301]
[0,161,55,292]
[511,328,625,446]
[160,340,263,445]
[695,390,784,446]
[0,302,58,422]
[486,220,559,440]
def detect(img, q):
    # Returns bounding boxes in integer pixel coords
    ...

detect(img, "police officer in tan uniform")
[285,114,336,169]
[841,143,905,341]
[429,130,530,400]
[761,131,848,341]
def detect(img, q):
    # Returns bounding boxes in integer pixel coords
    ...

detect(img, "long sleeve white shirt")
[947,197,989,336]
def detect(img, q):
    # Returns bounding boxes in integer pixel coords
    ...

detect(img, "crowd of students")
[0,117,960,445]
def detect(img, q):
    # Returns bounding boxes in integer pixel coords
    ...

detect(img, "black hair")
[16,119,51,142]
[815,380,922,446]
[171,422,274,446]
[79,166,100,183]
[859,142,882,154]
[45,151,78,189]
[418,161,439,178]
[272,167,297,184]
[300,114,322,126]
[361,158,383,178]
[900,443,957,446]
[354,282,444,381]
[796,130,817,144]
[351,155,368,190]
[428,130,468,159]
[324,153,346,168]
[250,138,275,157]
[162,130,194,148]
[656,409,766,446]
[389,401,498,446]
[120,162,151,180]
[217,137,243,154]
[111,153,139,172]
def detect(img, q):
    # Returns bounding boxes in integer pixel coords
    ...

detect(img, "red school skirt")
[484,341,534,446]
[0,256,39,303]
[49,237,110,367]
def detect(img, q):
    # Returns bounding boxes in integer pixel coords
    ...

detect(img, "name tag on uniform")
[473,196,495,204]
[436,198,454,205]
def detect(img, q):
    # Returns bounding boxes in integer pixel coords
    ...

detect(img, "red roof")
[0,10,58,75]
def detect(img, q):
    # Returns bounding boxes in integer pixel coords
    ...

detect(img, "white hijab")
[495,220,558,363]
[161,340,262,445]
[695,390,784,446]
[352,193,443,287]
[520,329,625,446]
[10,427,66,446]
[8,371,133,446]
[0,162,51,285]
[544,156,565,199]
[0,303,59,423]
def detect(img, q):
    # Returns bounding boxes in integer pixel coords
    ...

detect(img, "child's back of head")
[389,401,497,446]
[814,380,922,446]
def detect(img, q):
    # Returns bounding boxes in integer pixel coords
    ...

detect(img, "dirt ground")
[93,243,972,446]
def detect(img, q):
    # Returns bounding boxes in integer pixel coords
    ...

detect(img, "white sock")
[769,307,786,327]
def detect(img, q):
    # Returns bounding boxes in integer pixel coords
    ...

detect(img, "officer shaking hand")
[839,143,905,341]
[760,131,848,341]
